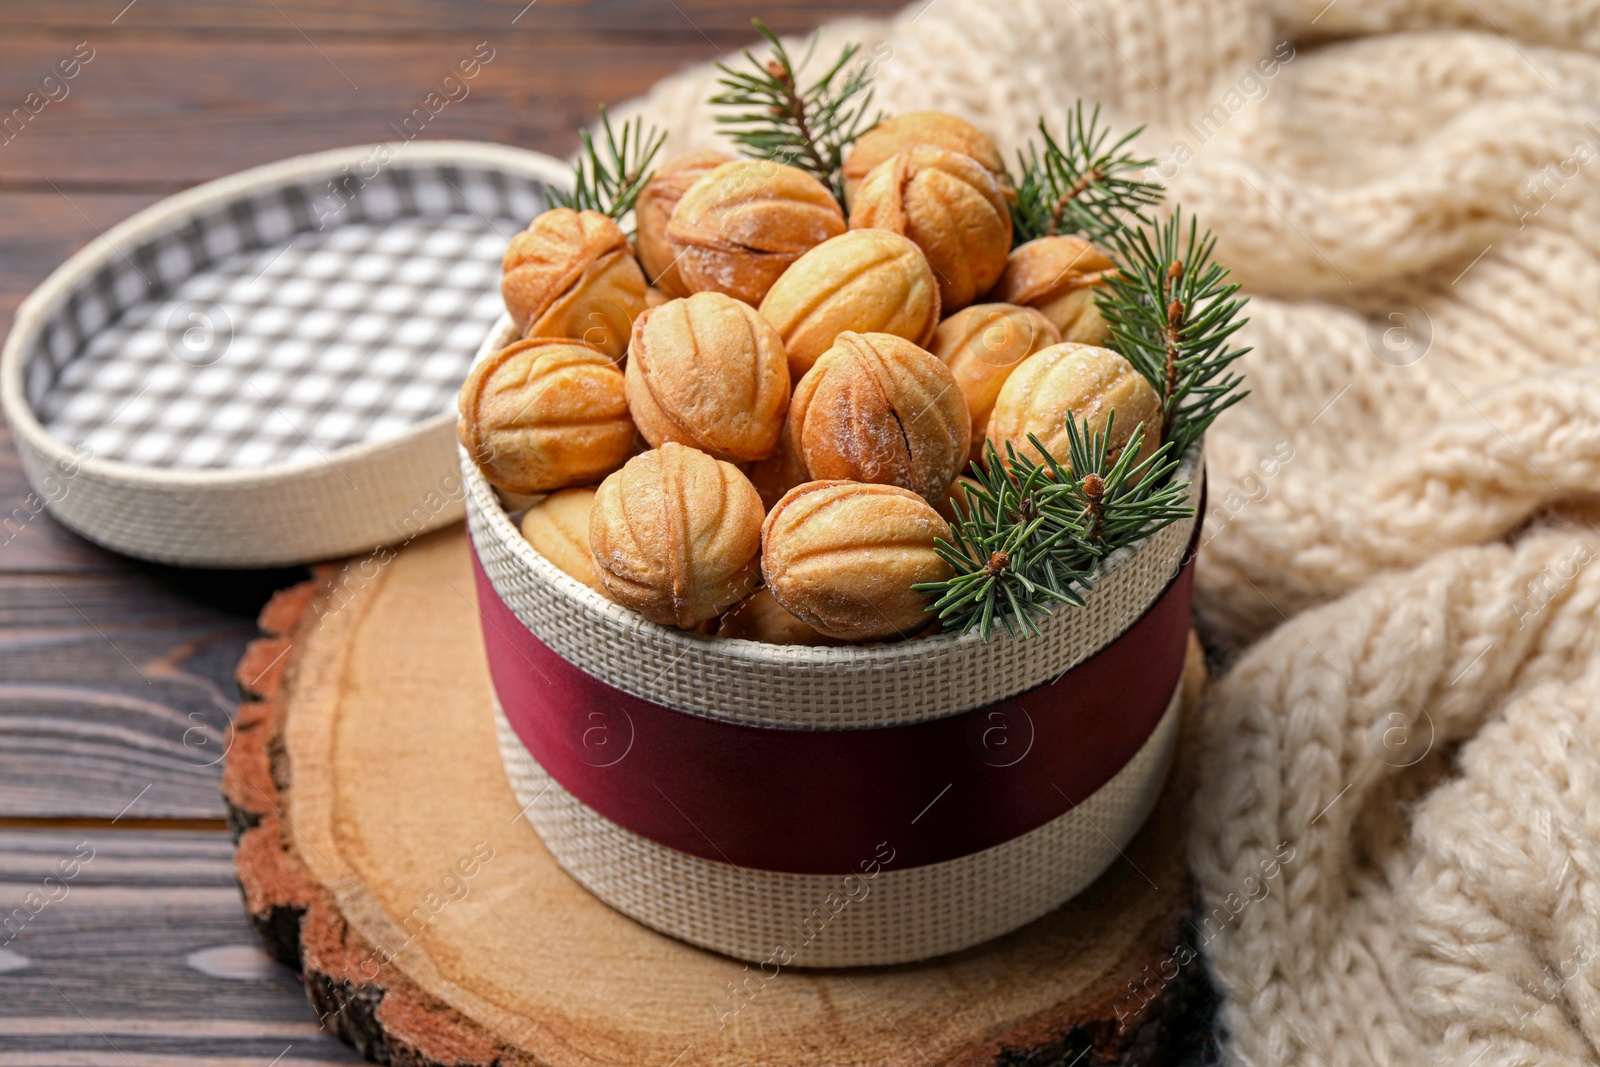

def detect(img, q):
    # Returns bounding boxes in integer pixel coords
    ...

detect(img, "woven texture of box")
[495,684,1180,966]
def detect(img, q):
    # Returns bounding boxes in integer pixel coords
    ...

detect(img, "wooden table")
[0,4,903,1062]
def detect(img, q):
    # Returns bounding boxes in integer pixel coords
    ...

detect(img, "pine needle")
[1097,208,1251,458]
[1010,103,1164,245]
[913,415,1193,640]
[548,105,666,227]
[708,19,882,205]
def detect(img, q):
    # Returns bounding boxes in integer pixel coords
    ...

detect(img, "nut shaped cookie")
[988,343,1163,472]
[930,303,1061,464]
[635,150,733,298]
[501,208,648,360]
[849,145,1012,311]
[934,474,983,524]
[841,111,1009,205]
[625,292,790,461]
[519,487,606,593]
[745,430,810,511]
[759,230,940,380]
[665,160,846,306]
[787,331,969,504]
[714,587,841,645]
[762,480,953,642]
[458,339,634,495]
[991,236,1117,345]
[589,443,764,628]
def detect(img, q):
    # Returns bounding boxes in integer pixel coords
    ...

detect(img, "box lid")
[0,139,567,567]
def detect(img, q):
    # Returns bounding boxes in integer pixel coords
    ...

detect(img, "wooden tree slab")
[224,526,1213,1067]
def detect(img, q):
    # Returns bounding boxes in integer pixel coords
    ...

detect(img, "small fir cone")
[758,229,940,380]
[988,342,1163,472]
[501,208,647,361]
[787,331,970,504]
[714,587,842,645]
[634,150,733,297]
[991,236,1117,344]
[625,292,790,461]
[930,303,1062,465]
[519,487,606,594]
[588,442,764,628]
[457,339,634,495]
[665,160,846,306]
[762,480,953,642]
[841,110,1011,206]
[848,145,1012,311]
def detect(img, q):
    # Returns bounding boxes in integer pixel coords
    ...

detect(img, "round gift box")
[1,141,568,567]
[465,318,1203,967]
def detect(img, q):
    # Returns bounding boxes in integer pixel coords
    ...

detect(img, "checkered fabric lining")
[27,163,548,469]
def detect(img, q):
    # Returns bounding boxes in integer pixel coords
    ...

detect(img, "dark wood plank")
[1,33,723,186]
[0,423,122,575]
[0,571,275,820]
[0,829,362,1064]
[2,0,905,36]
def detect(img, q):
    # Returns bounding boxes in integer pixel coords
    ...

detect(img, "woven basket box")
[4,133,1204,968]
[466,318,1204,967]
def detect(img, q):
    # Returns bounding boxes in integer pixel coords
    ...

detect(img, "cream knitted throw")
[617,2,1600,1062]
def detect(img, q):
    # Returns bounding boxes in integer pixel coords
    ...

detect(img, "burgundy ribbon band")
[476,516,1199,875]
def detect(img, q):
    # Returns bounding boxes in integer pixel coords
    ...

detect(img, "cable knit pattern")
[616,2,1600,1061]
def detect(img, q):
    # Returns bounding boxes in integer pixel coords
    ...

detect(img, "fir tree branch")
[548,105,666,226]
[1028,414,1191,558]
[1096,208,1251,458]
[916,446,1089,640]
[1010,104,1165,245]
[914,414,1193,640]
[708,19,882,205]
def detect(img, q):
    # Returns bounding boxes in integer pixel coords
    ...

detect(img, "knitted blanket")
[618,2,1600,1063]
